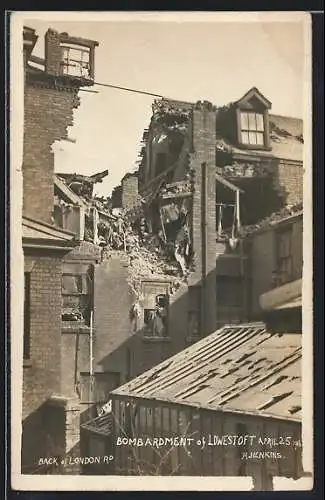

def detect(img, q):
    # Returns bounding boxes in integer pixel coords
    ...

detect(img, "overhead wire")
[78,80,167,98]
[94,81,164,98]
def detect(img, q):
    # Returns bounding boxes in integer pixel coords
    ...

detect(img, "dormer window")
[240,111,265,146]
[61,44,91,79]
[235,87,272,150]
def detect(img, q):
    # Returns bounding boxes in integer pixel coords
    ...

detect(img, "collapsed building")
[80,89,304,485]
[108,87,303,333]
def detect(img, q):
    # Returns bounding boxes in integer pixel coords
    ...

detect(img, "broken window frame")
[61,266,94,326]
[143,293,169,338]
[60,43,92,79]
[239,111,265,146]
[141,283,170,338]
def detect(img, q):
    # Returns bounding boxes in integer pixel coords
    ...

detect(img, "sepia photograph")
[10,11,313,492]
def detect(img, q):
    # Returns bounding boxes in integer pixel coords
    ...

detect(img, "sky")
[23,13,308,197]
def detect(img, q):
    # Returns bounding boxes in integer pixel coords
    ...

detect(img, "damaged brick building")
[21,23,304,479]
[21,25,99,473]
[80,89,304,484]
[82,207,303,486]
[93,88,303,377]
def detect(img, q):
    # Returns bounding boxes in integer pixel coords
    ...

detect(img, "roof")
[152,92,303,163]
[234,87,272,109]
[260,279,302,312]
[22,215,76,249]
[242,204,303,237]
[269,114,303,162]
[112,323,302,422]
[222,114,303,163]
[54,175,88,207]
[81,413,113,437]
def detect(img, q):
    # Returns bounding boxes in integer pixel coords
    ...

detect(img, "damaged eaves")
[239,202,303,237]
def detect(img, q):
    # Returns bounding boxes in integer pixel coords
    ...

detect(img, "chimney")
[45,29,62,76]
[122,174,139,210]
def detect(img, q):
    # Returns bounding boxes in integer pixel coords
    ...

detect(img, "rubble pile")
[100,209,191,297]
[56,170,191,299]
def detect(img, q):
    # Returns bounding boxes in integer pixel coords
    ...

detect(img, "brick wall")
[60,242,101,398]
[93,252,134,384]
[23,83,80,223]
[274,161,303,206]
[92,254,191,383]
[23,254,63,419]
[188,103,217,336]
[22,253,63,473]
[121,175,139,210]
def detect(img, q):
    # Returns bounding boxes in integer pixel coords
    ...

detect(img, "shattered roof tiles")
[81,413,113,436]
[152,95,303,162]
[241,204,303,237]
[112,323,301,422]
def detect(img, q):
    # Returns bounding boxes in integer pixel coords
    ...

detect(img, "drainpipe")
[201,162,208,335]
[89,311,94,403]
[236,189,241,232]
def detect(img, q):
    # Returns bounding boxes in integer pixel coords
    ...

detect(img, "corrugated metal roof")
[112,323,301,422]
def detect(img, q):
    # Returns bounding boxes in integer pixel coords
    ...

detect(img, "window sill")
[236,143,272,152]
[23,359,33,368]
[142,336,171,343]
[62,322,91,334]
